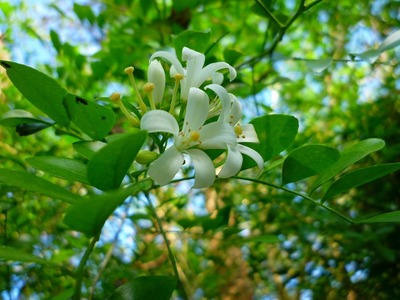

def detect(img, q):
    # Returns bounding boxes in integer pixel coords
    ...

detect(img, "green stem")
[233,176,354,224]
[145,193,189,300]
[72,233,100,300]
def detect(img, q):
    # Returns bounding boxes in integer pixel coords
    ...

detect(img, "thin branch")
[233,176,355,224]
[145,193,189,300]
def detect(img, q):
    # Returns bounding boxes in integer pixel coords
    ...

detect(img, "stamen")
[234,125,243,137]
[169,73,184,115]
[143,82,156,110]
[189,131,200,142]
[124,66,147,113]
[110,92,139,127]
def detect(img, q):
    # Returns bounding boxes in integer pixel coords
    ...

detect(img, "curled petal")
[238,144,264,170]
[140,110,179,136]
[212,73,224,85]
[205,84,231,122]
[182,48,205,99]
[148,60,166,105]
[200,122,236,149]
[238,124,259,143]
[228,94,242,125]
[199,62,237,85]
[184,88,210,132]
[186,149,215,188]
[218,144,243,178]
[150,50,185,78]
[148,146,184,185]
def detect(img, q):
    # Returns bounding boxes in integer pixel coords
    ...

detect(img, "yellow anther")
[110,92,121,102]
[189,131,200,142]
[234,125,243,136]
[174,73,184,81]
[124,66,134,74]
[143,82,155,93]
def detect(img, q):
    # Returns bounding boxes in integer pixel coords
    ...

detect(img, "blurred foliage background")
[1,0,399,299]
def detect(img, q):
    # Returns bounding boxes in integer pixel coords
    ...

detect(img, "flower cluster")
[122,47,263,188]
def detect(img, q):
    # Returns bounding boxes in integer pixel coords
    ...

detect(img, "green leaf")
[50,29,62,53]
[305,58,332,73]
[379,29,400,52]
[356,211,400,224]
[0,246,56,265]
[282,145,340,184]
[87,130,147,190]
[0,169,79,204]
[73,141,106,159]
[310,138,385,192]
[240,235,280,244]
[242,114,298,169]
[0,60,70,126]
[108,275,176,300]
[63,93,116,140]
[26,156,89,184]
[173,30,211,58]
[63,180,152,236]
[322,163,400,202]
[350,49,381,63]
[0,109,53,127]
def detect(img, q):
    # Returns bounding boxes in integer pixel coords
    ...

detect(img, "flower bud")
[135,150,159,165]
[148,60,165,106]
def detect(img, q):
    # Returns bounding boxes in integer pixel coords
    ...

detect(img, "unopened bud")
[135,150,158,165]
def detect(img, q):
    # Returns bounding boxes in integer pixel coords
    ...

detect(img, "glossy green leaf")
[379,29,400,52]
[282,145,340,184]
[173,30,211,58]
[350,49,381,63]
[73,141,106,159]
[87,130,147,190]
[0,60,70,126]
[356,211,400,224]
[0,246,55,265]
[63,93,116,140]
[26,156,89,184]
[16,122,53,136]
[63,180,152,236]
[242,114,298,169]
[0,169,79,204]
[0,109,53,127]
[310,138,385,192]
[108,275,176,300]
[322,163,400,202]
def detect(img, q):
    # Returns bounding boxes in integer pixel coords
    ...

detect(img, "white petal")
[228,94,242,125]
[148,146,184,185]
[140,110,179,136]
[212,72,224,85]
[198,62,237,85]
[238,124,259,143]
[238,144,264,170]
[218,144,243,178]
[148,60,166,105]
[150,50,185,77]
[183,88,209,132]
[200,122,236,149]
[186,149,215,188]
[182,47,205,99]
[205,84,231,122]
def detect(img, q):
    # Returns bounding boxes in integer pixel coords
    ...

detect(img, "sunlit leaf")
[26,156,89,184]
[322,163,400,202]
[87,130,147,190]
[282,145,340,184]
[310,138,385,192]
[305,58,332,73]
[108,275,176,300]
[242,114,298,169]
[356,211,400,224]
[63,180,152,236]
[0,60,70,126]
[73,140,106,159]
[0,169,79,204]
[173,29,211,57]
[379,29,400,52]
[63,93,116,140]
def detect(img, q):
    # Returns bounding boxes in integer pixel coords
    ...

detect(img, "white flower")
[140,87,237,188]
[147,60,166,106]
[205,84,264,178]
[150,47,237,100]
